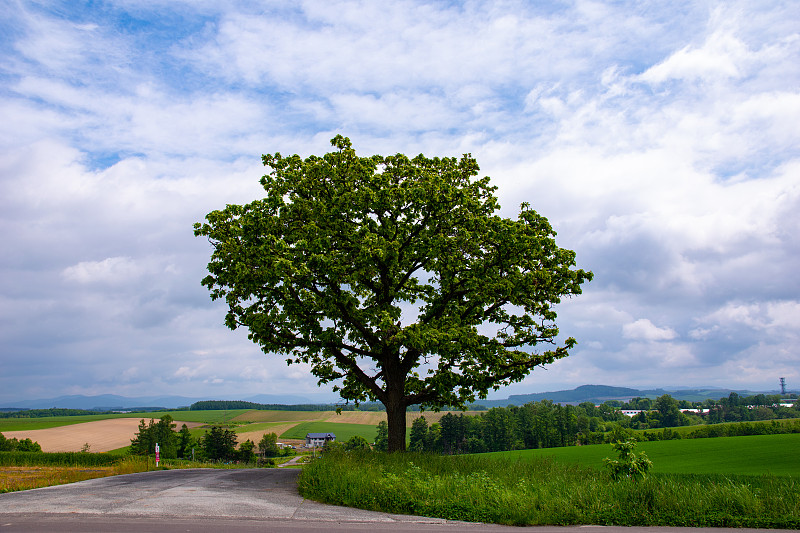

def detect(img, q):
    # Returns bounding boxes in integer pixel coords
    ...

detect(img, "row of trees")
[189,400,385,412]
[129,416,291,463]
[402,401,613,454]
[622,392,799,429]
[387,395,800,454]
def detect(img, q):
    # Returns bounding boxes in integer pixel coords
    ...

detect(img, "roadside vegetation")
[298,447,800,528]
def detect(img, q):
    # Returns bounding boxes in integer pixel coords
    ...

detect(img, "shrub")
[603,440,652,481]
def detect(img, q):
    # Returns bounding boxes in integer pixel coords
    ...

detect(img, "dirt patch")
[3,419,203,453]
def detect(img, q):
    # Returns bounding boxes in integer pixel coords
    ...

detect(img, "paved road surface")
[0,468,792,532]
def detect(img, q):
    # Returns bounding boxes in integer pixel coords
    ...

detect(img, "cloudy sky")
[1,0,798,405]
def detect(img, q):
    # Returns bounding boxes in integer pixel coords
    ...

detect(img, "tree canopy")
[194,136,592,451]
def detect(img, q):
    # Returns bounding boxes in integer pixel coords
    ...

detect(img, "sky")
[1,0,798,405]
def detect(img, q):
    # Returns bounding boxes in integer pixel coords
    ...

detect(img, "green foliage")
[0,451,119,466]
[129,416,178,458]
[373,421,388,452]
[604,440,652,481]
[344,435,371,451]
[199,425,238,461]
[299,451,800,528]
[195,136,592,451]
[409,416,429,451]
[257,432,280,457]
[237,439,257,463]
[0,432,41,452]
[176,424,193,459]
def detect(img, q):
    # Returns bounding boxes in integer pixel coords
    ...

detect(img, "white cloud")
[1,0,799,403]
[623,319,678,341]
[639,29,746,84]
[62,257,143,285]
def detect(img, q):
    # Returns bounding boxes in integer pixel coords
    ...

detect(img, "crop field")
[0,414,132,432]
[128,410,250,424]
[231,410,324,423]
[484,433,800,476]
[2,418,204,453]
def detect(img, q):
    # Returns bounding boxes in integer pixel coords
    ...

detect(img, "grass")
[484,433,800,476]
[0,456,151,493]
[0,451,120,467]
[280,421,377,442]
[298,450,800,528]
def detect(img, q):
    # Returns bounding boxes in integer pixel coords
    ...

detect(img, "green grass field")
[485,433,800,476]
[280,421,377,442]
[0,409,251,432]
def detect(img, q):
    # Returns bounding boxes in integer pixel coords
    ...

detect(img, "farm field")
[1,408,486,452]
[2,419,204,453]
[0,409,249,433]
[485,433,800,476]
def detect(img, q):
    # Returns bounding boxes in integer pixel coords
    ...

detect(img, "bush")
[604,440,652,481]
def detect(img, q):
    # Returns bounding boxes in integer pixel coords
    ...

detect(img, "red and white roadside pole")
[155,443,160,467]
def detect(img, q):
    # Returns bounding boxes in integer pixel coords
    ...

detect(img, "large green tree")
[195,136,591,451]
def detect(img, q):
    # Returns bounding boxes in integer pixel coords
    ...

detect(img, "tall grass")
[0,451,120,466]
[298,451,800,528]
[0,456,150,493]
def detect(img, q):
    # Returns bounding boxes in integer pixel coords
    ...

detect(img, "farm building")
[305,433,336,447]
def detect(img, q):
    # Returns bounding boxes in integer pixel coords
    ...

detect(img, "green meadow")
[280,421,377,442]
[484,433,800,476]
[300,434,800,528]
[0,409,251,432]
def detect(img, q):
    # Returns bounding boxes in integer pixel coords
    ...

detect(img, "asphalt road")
[0,468,793,532]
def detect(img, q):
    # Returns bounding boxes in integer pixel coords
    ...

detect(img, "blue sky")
[1,0,798,404]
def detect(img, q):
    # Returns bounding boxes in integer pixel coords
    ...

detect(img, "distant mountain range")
[0,393,334,411]
[475,384,779,407]
[0,384,784,411]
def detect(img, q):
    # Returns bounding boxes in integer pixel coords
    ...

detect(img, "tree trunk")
[385,396,407,452]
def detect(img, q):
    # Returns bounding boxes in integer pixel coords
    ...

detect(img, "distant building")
[305,433,336,447]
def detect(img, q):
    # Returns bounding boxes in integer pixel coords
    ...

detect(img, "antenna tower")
[780,377,786,395]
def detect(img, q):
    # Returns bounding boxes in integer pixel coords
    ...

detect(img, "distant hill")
[475,385,774,407]
[1,385,783,411]
[0,391,346,410]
